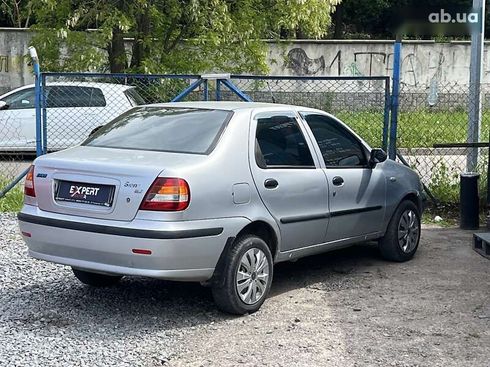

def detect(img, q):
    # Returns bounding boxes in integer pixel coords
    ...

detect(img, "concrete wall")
[268,40,479,90]
[0,28,484,94]
[0,28,33,94]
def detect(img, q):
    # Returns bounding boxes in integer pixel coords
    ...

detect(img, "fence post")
[216,80,221,101]
[41,73,48,155]
[389,36,402,160]
[203,79,209,101]
[29,47,43,157]
[382,78,390,152]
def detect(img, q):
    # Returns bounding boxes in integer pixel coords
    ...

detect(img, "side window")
[301,113,367,167]
[47,86,106,108]
[1,88,35,109]
[255,114,314,168]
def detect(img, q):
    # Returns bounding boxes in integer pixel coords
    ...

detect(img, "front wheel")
[378,200,421,262]
[72,268,122,287]
[212,235,273,315]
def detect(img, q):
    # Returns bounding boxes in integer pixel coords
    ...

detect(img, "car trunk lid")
[33,146,200,221]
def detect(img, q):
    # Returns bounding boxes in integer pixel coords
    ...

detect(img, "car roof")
[142,101,323,113]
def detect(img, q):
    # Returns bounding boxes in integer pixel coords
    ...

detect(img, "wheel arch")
[382,191,422,236]
[400,191,423,215]
[205,220,279,287]
[235,220,279,260]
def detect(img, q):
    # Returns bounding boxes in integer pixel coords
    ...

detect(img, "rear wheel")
[212,235,273,315]
[72,268,122,287]
[378,200,421,262]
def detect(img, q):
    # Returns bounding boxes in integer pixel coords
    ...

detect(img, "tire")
[72,268,122,287]
[212,235,273,315]
[378,200,421,262]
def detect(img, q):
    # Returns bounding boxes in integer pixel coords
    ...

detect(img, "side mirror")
[88,125,103,137]
[0,101,8,110]
[368,148,387,168]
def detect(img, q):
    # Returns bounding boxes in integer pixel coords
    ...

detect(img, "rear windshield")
[83,107,232,154]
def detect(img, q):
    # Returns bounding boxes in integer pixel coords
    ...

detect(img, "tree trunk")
[108,27,127,73]
[130,8,151,70]
[333,3,344,39]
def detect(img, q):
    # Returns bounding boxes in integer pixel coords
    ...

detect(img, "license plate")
[55,180,115,207]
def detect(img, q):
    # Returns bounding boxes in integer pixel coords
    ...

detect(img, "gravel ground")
[1,212,489,366]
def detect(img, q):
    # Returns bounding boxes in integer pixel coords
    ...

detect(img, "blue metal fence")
[34,72,391,157]
[0,71,392,198]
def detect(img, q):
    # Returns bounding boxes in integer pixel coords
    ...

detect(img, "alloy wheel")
[236,247,270,305]
[398,209,419,253]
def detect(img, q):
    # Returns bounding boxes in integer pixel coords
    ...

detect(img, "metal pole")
[467,0,485,172]
[203,80,209,101]
[220,79,253,102]
[382,77,391,152]
[216,80,221,101]
[170,79,203,102]
[29,46,42,157]
[487,132,490,228]
[389,35,402,160]
[0,167,30,199]
[41,73,47,155]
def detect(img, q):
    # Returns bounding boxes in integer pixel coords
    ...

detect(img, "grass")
[336,110,490,149]
[422,205,459,227]
[337,109,490,206]
[422,203,489,228]
[0,181,24,212]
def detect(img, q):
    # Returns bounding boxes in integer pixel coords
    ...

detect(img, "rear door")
[249,110,330,252]
[300,112,386,242]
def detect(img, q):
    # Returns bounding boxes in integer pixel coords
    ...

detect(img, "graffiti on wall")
[0,56,8,72]
[283,46,474,88]
[286,48,326,75]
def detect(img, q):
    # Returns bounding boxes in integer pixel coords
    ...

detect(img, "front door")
[300,112,386,242]
[0,87,36,150]
[249,111,330,252]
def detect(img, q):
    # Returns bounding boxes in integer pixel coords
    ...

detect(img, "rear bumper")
[18,205,250,281]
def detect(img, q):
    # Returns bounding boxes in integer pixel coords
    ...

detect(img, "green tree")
[29,0,341,74]
[331,0,483,39]
[1,0,33,27]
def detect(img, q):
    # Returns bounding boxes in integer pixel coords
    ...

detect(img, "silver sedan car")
[18,102,423,314]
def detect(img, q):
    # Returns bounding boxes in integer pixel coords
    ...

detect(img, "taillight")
[24,165,36,197]
[139,177,190,211]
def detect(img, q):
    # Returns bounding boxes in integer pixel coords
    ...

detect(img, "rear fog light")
[132,249,152,255]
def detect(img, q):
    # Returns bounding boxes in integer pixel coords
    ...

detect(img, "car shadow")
[269,241,384,297]
[2,241,391,337]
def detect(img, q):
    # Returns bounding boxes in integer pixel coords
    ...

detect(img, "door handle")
[332,176,344,186]
[264,178,279,189]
